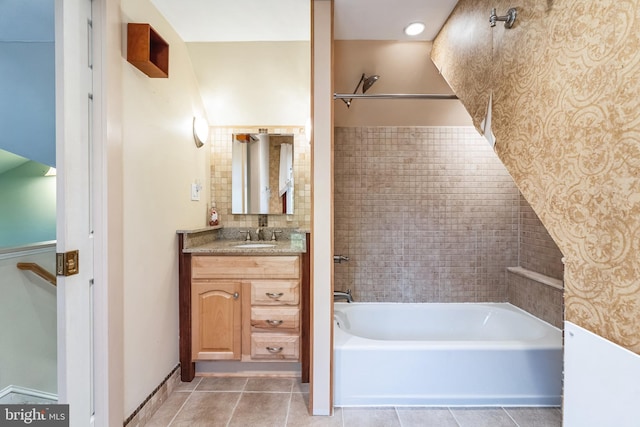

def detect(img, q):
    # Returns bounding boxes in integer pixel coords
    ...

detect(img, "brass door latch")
[56,250,79,276]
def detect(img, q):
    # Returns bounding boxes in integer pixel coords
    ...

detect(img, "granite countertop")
[178,226,307,255]
[184,238,306,255]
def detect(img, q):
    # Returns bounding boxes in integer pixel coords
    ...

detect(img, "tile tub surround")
[507,195,565,329]
[209,126,311,230]
[507,272,564,329]
[145,376,562,427]
[334,126,520,303]
[518,195,564,281]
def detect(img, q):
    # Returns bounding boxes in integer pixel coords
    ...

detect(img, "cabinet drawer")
[251,307,300,331]
[251,280,299,305]
[251,334,299,360]
[192,256,299,279]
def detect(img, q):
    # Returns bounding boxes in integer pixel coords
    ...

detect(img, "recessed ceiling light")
[404,22,425,36]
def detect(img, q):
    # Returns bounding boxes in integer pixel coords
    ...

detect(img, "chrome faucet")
[334,289,353,303]
[270,230,282,241]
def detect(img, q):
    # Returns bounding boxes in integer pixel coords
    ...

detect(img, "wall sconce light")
[305,117,312,144]
[193,116,210,148]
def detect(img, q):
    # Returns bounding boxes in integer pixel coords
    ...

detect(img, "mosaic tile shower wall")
[519,195,564,281]
[508,195,565,328]
[334,126,519,302]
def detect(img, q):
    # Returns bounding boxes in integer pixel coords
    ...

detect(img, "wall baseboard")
[123,365,180,427]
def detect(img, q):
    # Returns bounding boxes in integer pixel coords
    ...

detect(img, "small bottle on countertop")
[209,206,219,226]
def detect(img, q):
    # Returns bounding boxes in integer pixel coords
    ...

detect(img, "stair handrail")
[16,262,57,287]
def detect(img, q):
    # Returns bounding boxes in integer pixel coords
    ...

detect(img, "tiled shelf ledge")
[507,266,563,291]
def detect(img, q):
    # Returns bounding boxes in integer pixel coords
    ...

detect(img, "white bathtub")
[333,302,562,407]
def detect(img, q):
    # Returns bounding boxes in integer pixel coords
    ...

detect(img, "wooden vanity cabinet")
[190,255,301,362]
[178,231,310,382]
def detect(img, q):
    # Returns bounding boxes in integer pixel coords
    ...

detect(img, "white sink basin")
[233,243,276,248]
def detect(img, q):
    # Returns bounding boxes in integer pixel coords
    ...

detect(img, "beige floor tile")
[293,380,310,394]
[143,374,566,427]
[342,407,401,427]
[505,407,562,427]
[170,392,241,427]
[451,408,516,427]
[245,377,294,392]
[145,392,190,427]
[173,377,201,392]
[196,376,248,392]
[396,407,459,427]
[228,392,291,427]
[286,393,343,427]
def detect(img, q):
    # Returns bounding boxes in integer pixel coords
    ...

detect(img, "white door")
[55,0,95,425]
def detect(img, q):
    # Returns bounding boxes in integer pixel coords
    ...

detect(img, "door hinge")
[56,250,80,277]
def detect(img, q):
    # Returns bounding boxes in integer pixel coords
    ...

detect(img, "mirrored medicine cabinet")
[231,132,294,215]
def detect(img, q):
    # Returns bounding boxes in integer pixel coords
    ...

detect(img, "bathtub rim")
[334,302,562,350]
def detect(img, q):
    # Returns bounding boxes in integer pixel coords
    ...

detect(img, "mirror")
[232,133,294,214]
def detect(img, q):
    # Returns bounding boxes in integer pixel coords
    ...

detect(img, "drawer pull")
[266,319,283,326]
[266,292,284,299]
[266,346,284,353]
[233,292,239,299]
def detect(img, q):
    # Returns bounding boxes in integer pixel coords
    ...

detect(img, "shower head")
[362,75,379,93]
[342,73,381,108]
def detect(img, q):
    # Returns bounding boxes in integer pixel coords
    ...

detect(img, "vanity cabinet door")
[192,280,241,360]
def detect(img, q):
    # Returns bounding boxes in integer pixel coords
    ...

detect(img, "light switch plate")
[191,183,201,201]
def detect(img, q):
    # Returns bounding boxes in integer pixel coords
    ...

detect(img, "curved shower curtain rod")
[334,93,459,100]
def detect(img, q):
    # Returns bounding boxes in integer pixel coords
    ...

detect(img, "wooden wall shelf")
[127,23,169,78]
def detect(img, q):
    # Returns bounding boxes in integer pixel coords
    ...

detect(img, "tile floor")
[146,377,562,427]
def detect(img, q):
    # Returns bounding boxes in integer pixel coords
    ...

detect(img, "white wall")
[121,0,210,416]
[187,42,310,126]
[0,245,57,395]
[0,162,56,247]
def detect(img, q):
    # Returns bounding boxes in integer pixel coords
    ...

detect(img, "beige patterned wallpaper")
[430,1,492,133]
[432,0,640,353]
